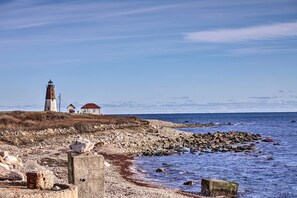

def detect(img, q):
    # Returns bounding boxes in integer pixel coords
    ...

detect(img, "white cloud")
[184,22,297,43]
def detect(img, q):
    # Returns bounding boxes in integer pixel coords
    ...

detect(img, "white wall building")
[67,104,76,113]
[81,103,101,115]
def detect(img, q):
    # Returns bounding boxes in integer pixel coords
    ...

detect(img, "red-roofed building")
[81,103,101,115]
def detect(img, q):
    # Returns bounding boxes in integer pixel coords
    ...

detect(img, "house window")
[93,109,95,113]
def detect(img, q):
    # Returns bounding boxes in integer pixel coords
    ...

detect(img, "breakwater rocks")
[148,119,233,129]
[142,131,262,156]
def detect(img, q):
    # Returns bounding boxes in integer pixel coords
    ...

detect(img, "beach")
[0,112,264,197]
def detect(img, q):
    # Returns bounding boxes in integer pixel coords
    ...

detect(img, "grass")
[0,111,148,131]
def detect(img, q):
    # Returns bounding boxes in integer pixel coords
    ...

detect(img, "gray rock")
[69,137,95,153]
[52,185,62,191]
[7,169,24,181]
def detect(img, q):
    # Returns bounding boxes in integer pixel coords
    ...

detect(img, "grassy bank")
[0,111,148,131]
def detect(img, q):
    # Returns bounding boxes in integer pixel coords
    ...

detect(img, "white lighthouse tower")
[44,80,57,112]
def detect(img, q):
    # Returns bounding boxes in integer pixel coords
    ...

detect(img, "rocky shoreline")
[141,131,261,156]
[0,117,270,198]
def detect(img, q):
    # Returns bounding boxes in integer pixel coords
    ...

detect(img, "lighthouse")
[44,80,57,112]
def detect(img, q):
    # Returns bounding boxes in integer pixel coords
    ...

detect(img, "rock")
[262,138,273,142]
[183,181,194,186]
[26,170,55,190]
[3,155,23,168]
[24,160,45,173]
[7,169,24,181]
[52,185,61,191]
[104,161,111,167]
[0,164,10,179]
[201,179,239,197]
[0,162,10,170]
[69,137,95,153]
[156,168,165,172]
[0,168,24,181]
[162,163,172,167]
[0,151,9,158]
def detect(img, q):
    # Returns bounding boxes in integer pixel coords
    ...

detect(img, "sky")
[0,0,297,114]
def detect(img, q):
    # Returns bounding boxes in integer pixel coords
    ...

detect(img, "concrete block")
[68,152,105,198]
[201,178,238,197]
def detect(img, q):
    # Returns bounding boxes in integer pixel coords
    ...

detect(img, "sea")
[131,112,297,198]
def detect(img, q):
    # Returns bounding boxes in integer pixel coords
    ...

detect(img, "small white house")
[67,104,76,113]
[81,103,101,115]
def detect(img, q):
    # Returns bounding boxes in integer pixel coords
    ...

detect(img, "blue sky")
[0,0,297,114]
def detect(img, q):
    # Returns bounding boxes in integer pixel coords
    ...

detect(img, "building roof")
[81,103,101,109]
[67,104,76,109]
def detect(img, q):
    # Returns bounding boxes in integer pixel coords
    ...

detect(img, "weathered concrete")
[68,151,105,198]
[201,178,238,197]
[0,182,78,198]
[27,170,54,190]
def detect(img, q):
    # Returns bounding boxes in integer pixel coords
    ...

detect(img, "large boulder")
[69,137,95,153]
[201,178,238,197]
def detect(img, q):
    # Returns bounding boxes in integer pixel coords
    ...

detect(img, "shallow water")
[133,112,297,198]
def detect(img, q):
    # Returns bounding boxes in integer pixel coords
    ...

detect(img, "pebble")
[52,185,62,191]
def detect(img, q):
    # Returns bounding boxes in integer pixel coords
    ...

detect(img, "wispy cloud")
[184,21,297,43]
[15,22,53,29]
[91,4,179,20]
[228,47,297,55]
[0,104,42,111]
[249,96,276,100]
[0,1,179,30]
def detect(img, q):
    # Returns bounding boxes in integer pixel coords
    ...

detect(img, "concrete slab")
[68,152,104,198]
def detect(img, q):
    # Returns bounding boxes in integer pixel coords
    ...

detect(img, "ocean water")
[133,112,297,198]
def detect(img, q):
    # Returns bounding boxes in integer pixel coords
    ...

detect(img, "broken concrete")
[201,178,239,197]
[26,170,55,190]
